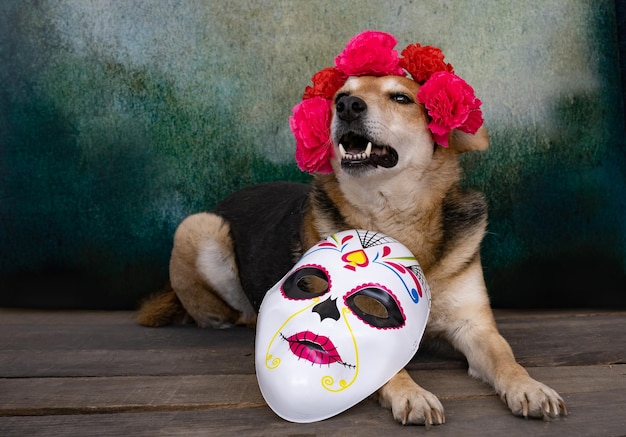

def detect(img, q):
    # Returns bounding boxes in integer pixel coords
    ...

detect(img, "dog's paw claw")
[501,379,567,419]
[381,388,445,426]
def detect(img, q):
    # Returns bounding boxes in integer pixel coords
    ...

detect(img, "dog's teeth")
[339,143,347,159]
[365,142,372,158]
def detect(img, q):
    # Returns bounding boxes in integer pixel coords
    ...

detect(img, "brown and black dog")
[138,74,567,425]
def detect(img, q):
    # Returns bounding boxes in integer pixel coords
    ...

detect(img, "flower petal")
[417,71,483,145]
[335,30,404,77]
[290,97,334,174]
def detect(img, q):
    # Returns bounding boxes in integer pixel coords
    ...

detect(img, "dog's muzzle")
[335,95,399,171]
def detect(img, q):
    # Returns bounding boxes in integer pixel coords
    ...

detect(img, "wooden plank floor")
[0,308,625,436]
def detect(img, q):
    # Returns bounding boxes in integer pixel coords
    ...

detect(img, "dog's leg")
[378,369,445,426]
[170,212,256,328]
[452,316,567,419]
[438,260,567,419]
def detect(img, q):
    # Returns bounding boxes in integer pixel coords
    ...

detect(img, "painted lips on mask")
[283,331,346,366]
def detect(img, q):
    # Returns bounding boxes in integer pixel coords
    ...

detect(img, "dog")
[138,33,567,424]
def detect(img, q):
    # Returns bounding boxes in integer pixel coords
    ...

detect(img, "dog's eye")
[390,93,412,104]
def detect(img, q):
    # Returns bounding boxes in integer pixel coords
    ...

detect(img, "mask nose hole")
[312,296,340,321]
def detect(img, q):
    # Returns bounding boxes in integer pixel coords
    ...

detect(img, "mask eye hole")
[352,295,389,319]
[297,274,329,294]
[345,285,405,329]
[282,265,330,300]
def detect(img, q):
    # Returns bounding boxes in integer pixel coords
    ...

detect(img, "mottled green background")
[1,0,624,309]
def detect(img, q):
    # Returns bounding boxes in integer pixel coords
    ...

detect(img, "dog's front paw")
[500,376,567,419]
[378,371,445,426]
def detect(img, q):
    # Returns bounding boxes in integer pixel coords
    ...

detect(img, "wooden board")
[1,309,625,436]
[1,309,624,377]
[1,387,626,437]
[1,365,624,415]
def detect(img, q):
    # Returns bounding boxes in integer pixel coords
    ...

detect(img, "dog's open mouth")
[338,133,398,169]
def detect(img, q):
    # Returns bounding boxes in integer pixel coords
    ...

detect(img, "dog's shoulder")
[437,185,488,268]
[441,185,487,238]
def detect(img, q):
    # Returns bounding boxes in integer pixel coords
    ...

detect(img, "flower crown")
[290,30,484,174]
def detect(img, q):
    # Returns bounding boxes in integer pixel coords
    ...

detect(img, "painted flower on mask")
[290,97,334,174]
[399,43,454,84]
[303,68,347,100]
[417,71,483,147]
[334,31,405,77]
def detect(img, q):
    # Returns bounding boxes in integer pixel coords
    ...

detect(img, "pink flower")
[289,97,334,174]
[399,44,454,84]
[303,67,347,100]
[334,31,405,77]
[290,31,485,173]
[417,71,483,147]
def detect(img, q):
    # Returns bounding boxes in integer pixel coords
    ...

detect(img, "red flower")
[289,97,334,174]
[417,71,483,147]
[399,43,454,84]
[303,67,347,100]
[290,31,485,172]
[334,30,405,77]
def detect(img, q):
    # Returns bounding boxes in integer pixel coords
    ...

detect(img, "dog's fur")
[138,75,567,425]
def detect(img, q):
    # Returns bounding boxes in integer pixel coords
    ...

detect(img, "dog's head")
[290,31,488,178]
[330,75,488,177]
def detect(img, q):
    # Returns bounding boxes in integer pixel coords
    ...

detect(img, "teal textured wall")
[1,0,624,309]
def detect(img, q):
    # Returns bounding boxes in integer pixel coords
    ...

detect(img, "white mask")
[255,229,431,423]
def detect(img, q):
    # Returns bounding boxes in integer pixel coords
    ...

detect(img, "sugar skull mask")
[255,229,431,423]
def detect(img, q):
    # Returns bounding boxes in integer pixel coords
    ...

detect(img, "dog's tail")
[136,282,191,327]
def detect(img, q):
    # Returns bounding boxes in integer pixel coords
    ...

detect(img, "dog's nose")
[336,95,367,122]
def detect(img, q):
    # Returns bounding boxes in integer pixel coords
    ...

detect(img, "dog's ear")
[448,126,489,152]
